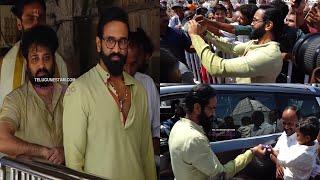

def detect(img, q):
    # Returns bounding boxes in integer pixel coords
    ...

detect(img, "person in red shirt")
[186,0,197,11]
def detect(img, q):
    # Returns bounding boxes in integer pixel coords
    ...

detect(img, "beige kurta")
[169,118,254,180]
[63,64,156,180]
[191,32,282,83]
[0,82,65,147]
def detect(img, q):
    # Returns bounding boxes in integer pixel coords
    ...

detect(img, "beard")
[100,51,127,76]
[250,25,266,40]
[27,66,54,87]
[198,111,214,139]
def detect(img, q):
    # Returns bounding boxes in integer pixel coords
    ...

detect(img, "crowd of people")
[160,0,320,84]
[0,0,160,179]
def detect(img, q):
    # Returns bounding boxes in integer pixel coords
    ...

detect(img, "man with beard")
[169,84,267,180]
[0,25,65,164]
[0,0,68,108]
[187,5,283,83]
[63,7,156,179]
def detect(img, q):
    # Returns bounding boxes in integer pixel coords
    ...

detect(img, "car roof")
[160,83,320,96]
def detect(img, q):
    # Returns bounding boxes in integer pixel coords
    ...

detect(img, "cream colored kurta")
[169,118,254,180]
[191,32,282,83]
[63,64,156,180]
[0,42,68,108]
[0,82,64,147]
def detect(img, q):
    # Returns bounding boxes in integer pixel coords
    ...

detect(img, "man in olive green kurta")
[188,7,283,83]
[169,84,266,180]
[0,25,65,164]
[63,7,156,180]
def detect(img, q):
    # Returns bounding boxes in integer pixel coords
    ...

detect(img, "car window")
[160,90,320,142]
[213,93,276,141]
[276,94,320,118]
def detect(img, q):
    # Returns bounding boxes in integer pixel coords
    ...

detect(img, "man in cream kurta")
[187,7,283,83]
[0,0,68,107]
[169,84,266,180]
[0,81,64,148]
[63,64,156,179]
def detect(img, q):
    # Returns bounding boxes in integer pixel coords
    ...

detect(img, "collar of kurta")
[95,63,135,86]
[27,81,63,112]
[181,118,206,135]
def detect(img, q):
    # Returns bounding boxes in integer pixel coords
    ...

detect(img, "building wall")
[0,5,18,57]
[0,0,159,82]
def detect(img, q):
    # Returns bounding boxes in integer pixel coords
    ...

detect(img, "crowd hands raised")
[160,0,320,84]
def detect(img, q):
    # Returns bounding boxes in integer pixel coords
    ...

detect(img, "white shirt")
[134,72,160,138]
[277,142,318,180]
[273,132,297,152]
[169,15,181,29]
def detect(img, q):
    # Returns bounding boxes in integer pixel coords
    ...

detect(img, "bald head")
[282,107,298,136]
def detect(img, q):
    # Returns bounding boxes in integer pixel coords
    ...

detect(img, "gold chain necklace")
[109,81,128,112]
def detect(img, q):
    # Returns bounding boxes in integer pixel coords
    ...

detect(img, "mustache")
[108,53,125,60]
[35,68,50,77]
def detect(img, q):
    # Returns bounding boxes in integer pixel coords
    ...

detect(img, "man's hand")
[40,147,53,160]
[48,147,65,165]
[250,144,266,158]
[276,163,284,179]
[307,5,320,31]
[194,15,207,25]
[188,20,206,36]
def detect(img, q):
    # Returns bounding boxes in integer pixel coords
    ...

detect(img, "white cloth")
[134,72,160,138]
[277,142,318,180]
[273,132,297,152]
[169,15,182,29]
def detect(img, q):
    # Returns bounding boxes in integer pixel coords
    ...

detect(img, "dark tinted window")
[160,89,320,142]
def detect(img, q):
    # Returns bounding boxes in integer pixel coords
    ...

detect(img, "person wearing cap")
[169,2,185,29]
[0,0,68,108]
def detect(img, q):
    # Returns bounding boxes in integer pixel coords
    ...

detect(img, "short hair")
[11,0,46,19]
[239,4,258,24]
[259,5,284,42]
[283,105,300,119]
[213,4,227,14]
[185,84,216,113]
[252,111,265,126]
[297,116,319,141]
[134,28,154,55]
[160,4,167,13]
[160,47,179,83]
[21,25,58,60]
[269,109,281,123]
[97,7,129,39]
[270,0,289,22]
